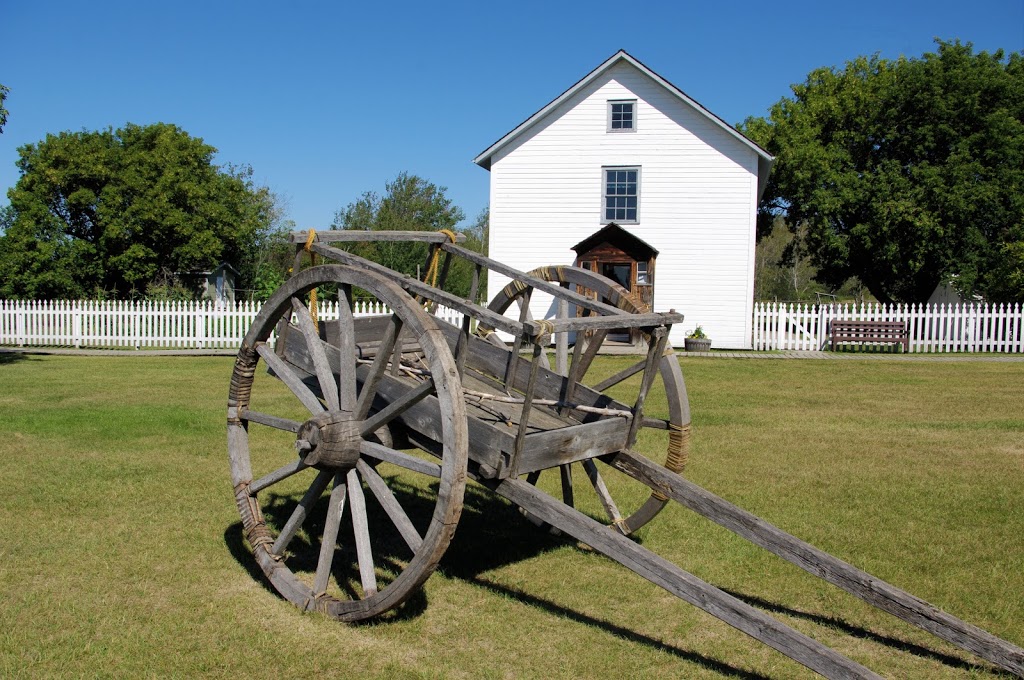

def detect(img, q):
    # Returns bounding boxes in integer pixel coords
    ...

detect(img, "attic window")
[608,100,636,132]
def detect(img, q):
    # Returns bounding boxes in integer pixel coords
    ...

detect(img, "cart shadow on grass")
[223,475,983,678]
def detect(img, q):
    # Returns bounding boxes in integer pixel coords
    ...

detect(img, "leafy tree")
[754,217,871,303]
[741,40,1024,303]
[0,83,9,133]
[332,172,486,299]
[0,123,275,299]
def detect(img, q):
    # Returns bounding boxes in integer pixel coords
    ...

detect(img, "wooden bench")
[829,319,909,352]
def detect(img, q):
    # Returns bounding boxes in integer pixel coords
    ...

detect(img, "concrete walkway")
[3,345,1022,362]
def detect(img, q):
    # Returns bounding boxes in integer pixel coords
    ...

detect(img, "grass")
[0,353,1022,678]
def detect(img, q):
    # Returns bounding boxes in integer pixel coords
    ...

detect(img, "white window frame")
[636,261,650,286]
[607,99,637,133]
[602,166,640,224]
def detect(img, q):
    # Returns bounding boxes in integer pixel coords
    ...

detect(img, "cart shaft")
[606,450,1024,677]
[488,476,883,679]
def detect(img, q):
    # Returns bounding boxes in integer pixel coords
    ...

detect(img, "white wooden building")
[474,50,774,349]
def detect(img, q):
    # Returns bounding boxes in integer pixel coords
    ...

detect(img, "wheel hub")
[296,411,361,469]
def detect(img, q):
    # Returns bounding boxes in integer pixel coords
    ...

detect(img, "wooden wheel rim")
[485,265,691,535]
[227,265,468,620]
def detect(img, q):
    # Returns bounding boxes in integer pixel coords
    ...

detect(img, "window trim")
[607,99,637,133]
[601,166,641,224]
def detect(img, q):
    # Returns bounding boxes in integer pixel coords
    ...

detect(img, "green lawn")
[1,354,1021,678]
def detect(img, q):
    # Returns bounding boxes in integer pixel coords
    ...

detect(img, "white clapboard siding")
[752,302,1023,353]
[486,60,760,349]
[0,299,465,350]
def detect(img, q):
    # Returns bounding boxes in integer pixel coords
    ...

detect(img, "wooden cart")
[227,230,1023,679]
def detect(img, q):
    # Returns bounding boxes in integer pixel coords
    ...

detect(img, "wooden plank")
[489,477,883,680]
[256,342,325,415]
[250,459,310,494]
[515,417,629,475]
[272,469,333,556]
[336,285,358,411]
[435,321,629,421]
[313,241,683,336]
[582,458,624,528]
[590,357,648,392]
[546,313,681,335]
[443,242,627,317]
[240,408,301,433]
[356,459,423,552]
[291,297,340,411]
[356,314,402,419]
[359,378,435,436]
[290,230,465,244]
[313,474,347,595]
[347,468,378,597]
[625,328,669,448]
[359,441,441,478]
[309,242,532,338]
[607,450,1024,677]
[555,294,569,377]
[509,343,544,478]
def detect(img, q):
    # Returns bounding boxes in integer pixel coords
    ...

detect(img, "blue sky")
[2,1,1022,232]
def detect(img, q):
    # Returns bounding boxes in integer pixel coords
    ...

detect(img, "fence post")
[15,300,26,347]
[72,300,81,348]
[196,300,206,350]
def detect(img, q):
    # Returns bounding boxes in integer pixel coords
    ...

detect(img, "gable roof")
[473,50,775,200]
[572,223,659,260]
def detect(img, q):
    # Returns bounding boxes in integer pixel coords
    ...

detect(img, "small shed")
[179,262,239,306]
[572,223,657,344]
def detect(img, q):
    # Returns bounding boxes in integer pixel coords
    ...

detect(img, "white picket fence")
[0,299,465,350]
[754,301,1024,353]
[4,299,1022,353]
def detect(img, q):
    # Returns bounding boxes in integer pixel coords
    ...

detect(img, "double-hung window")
[608,100,636,132]
[603,167,640,223]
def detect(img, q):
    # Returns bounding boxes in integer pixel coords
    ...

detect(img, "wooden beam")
[490,477,883,679]
[309,242,533,338]
[290,230,466,244]
[607,450,1024,677]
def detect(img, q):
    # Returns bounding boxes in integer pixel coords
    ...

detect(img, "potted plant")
[684,325,711,352]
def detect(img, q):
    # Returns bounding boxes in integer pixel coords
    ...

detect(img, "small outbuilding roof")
[473,50,775,200]
[572,223,659,260]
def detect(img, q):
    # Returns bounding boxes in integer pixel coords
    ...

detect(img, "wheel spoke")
[357,459,423,552]
[313,474,348,595]
[590,357,648,393]
[256,343,325,415]
[240,408,301,433]
[291,297,340,411]
[359,378,434,437]
[347,468,378,597]
[582,459,624,530]
[359,440,441,478]
[250,459,310,494]
[336,285,358,412]
[272,469,333,556]
[356,314,403,419]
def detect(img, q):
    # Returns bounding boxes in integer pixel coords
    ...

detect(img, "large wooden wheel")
[227,265,468,620]
[485,265,691,535]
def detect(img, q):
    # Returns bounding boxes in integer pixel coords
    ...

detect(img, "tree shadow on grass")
[0,349,30,365]
[223,474,1000,677]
